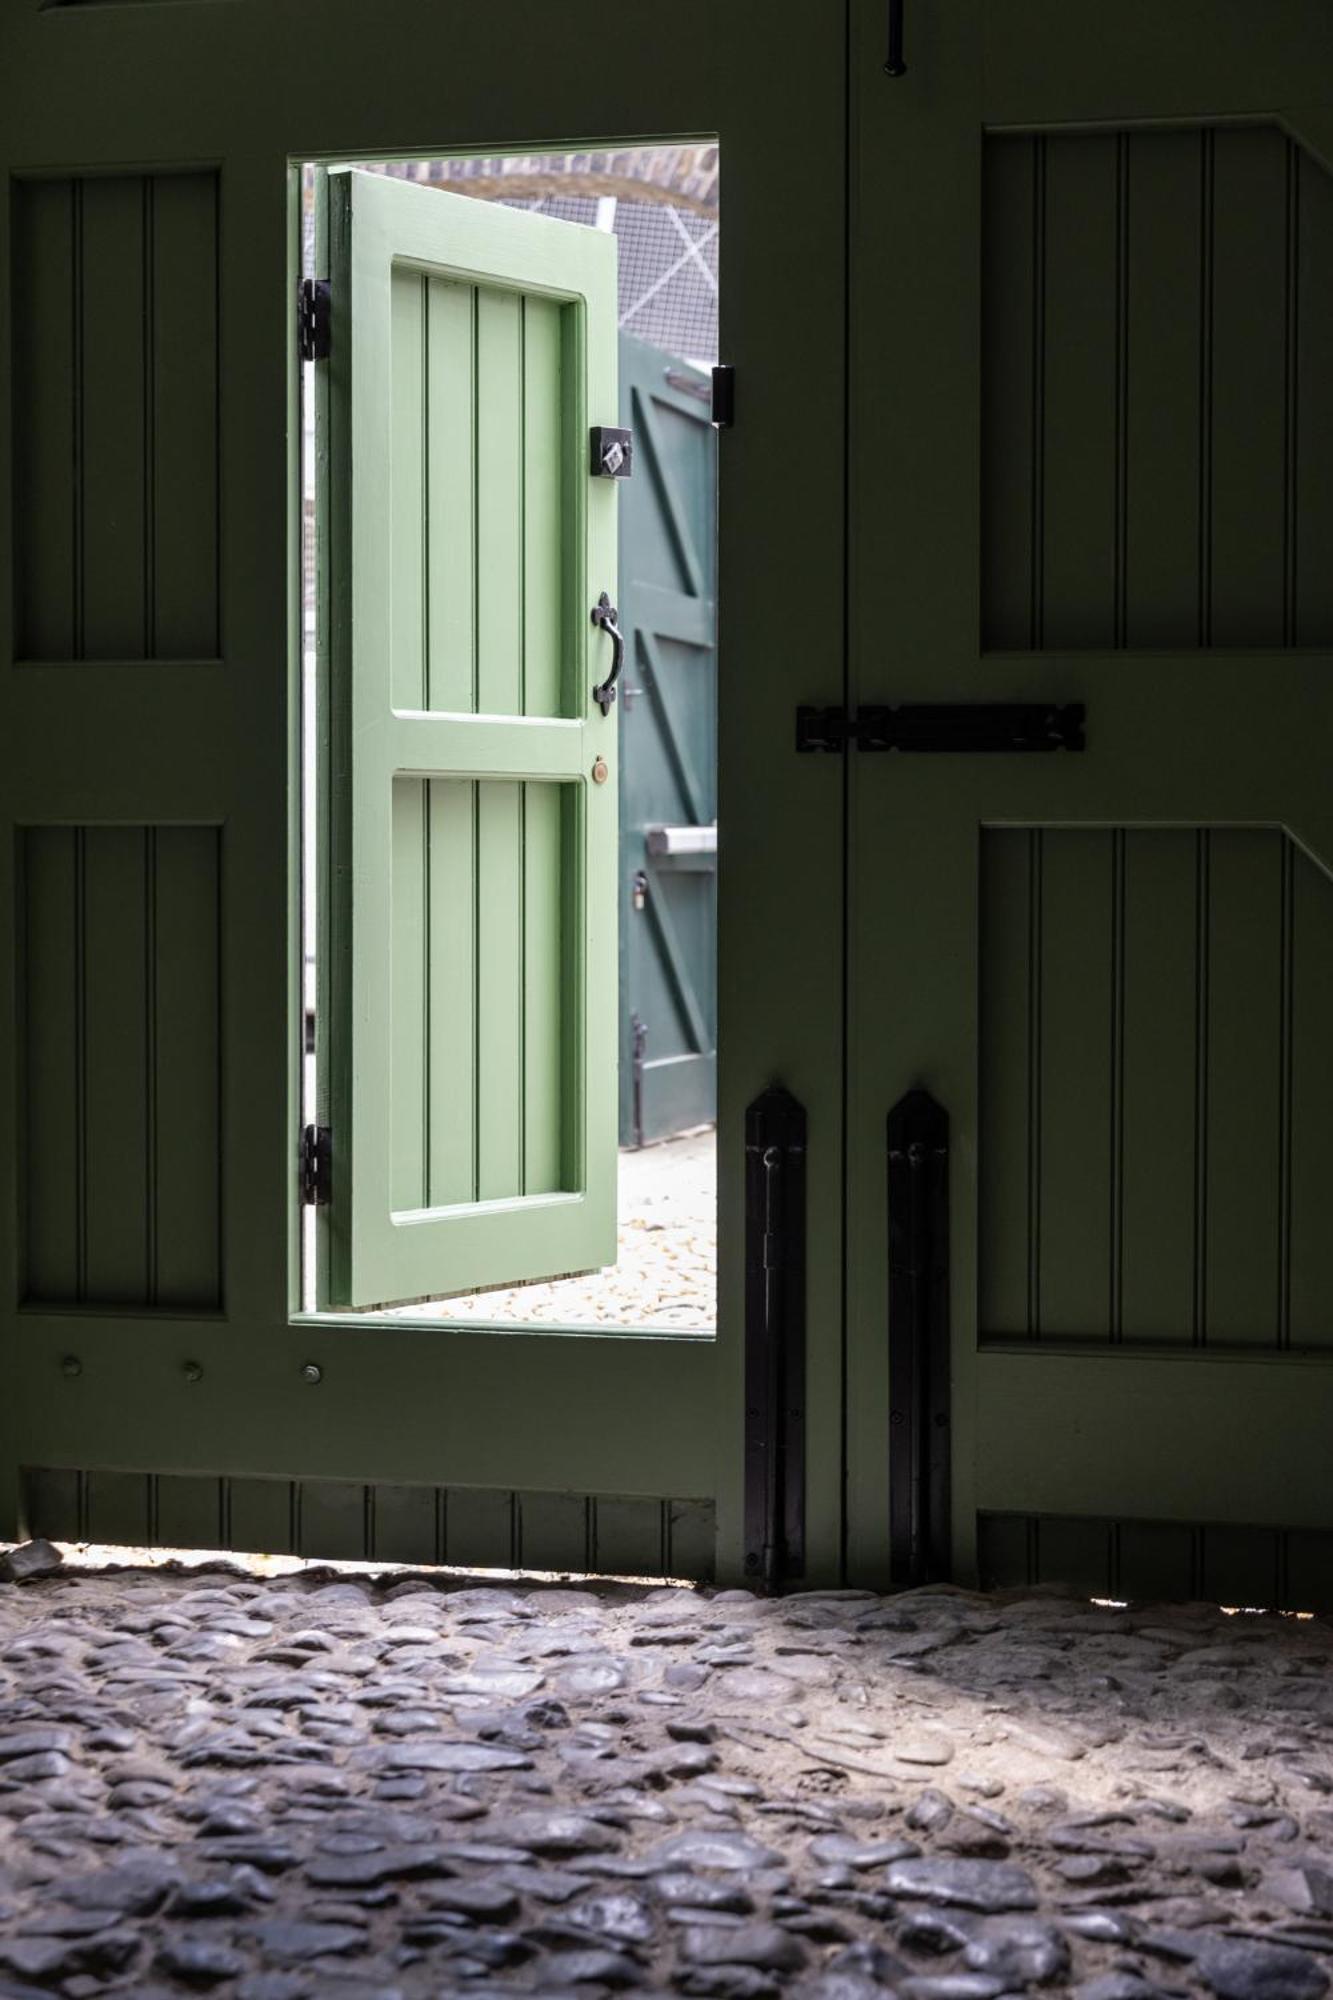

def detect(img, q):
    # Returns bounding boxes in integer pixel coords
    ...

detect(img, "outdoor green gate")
[617,334,718,1149]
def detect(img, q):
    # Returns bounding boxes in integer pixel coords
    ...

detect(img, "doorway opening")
[298,145,720,1330]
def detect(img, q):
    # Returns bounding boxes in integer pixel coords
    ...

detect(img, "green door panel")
[617,335,718,1148]
[847,0,1333,1589]
[322,169,619,1309]
[0,0,843,1582]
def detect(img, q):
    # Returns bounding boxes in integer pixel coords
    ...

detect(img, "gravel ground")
[394,1132,716,1332]
[2,1546,1333,1998]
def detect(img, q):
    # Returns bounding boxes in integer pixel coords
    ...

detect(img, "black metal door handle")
[884,0,906,75]
[592,592,625,715]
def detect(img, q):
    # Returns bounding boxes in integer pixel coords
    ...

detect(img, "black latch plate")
[797,702,1085,754]
[590,426,633,478]
[711,364,735,429]
[301,1125,332,1207]
[298,279,331,363]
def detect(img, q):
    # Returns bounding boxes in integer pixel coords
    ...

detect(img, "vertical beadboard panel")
[1209,129,1290,646]
[1040,135,1119,648]
[84,1470,151,1545]
[11,170,221,662]
[81,827,151,1302]
[425,278,477,713]
[297,1480,369,1561]
[982,126,1333,650]
[12,178,77,659]
[476,781,524,1200]
[1288,849,1333,1347]
[390,777,428,1212]
[1296,147,1333,644]
[427,779,478,1206]
[978,831,1034,1337]
[371,1484,441,1567]
[1124,132,1203,647]
[152,828,222,1306]
[75,176,148,660]
[522,295,566,717]
[592,1497,667,1577]
[1037,832,1115,1337]
[982,828,1330,1351]
[227,1479,297,1558]
[475,286,523,714]
[445,1487,517,1569]
[151,173,220,656]
[980,137,1036,650]
[517,1491,591,1572]
[1119,832,1197,1343]
[21,826,222,1309]
[1204,832,1284,1345]
[523,782,565,1195]
[390,268,426,712]
[21,830,83,1300]
[154,1474,224,1551]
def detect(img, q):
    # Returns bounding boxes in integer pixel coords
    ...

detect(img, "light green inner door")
[322,171,620,1311]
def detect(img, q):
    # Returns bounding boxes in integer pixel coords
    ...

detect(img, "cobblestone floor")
[394,1131,716,1331]
[2,1550,1333,2000]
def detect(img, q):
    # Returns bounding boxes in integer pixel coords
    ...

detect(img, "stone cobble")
[1,1552,1333,1997]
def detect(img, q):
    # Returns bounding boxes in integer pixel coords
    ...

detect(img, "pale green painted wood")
[476,287,524,716]
[523,297,566,720]
[427,779,477,1206]
[426,279,476,714]
[523,780,566,1196]
[476,779,525,1202]
[324,169,619,1307]
[390,776,428,1211]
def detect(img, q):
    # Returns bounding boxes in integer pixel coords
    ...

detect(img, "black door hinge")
[298,278,331,363]
[795,701,1085,754]
[711,364,735,429]
[301,1125,332,1207]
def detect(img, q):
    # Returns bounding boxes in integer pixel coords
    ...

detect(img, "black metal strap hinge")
[743,1084,807,1593]
[711,364,735,429]
[301,1125,331,1207]
[298,278,331,363]
[796,701,1085,755]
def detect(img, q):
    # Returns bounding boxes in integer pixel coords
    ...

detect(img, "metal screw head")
[183,1361,203,1384]
[301,1362,323,1385]
[592,757,609,785]
[60,1355,82,1379]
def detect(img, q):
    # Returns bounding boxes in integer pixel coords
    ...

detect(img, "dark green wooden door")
[616,335,718,1148]
[846,0,1333,1603]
